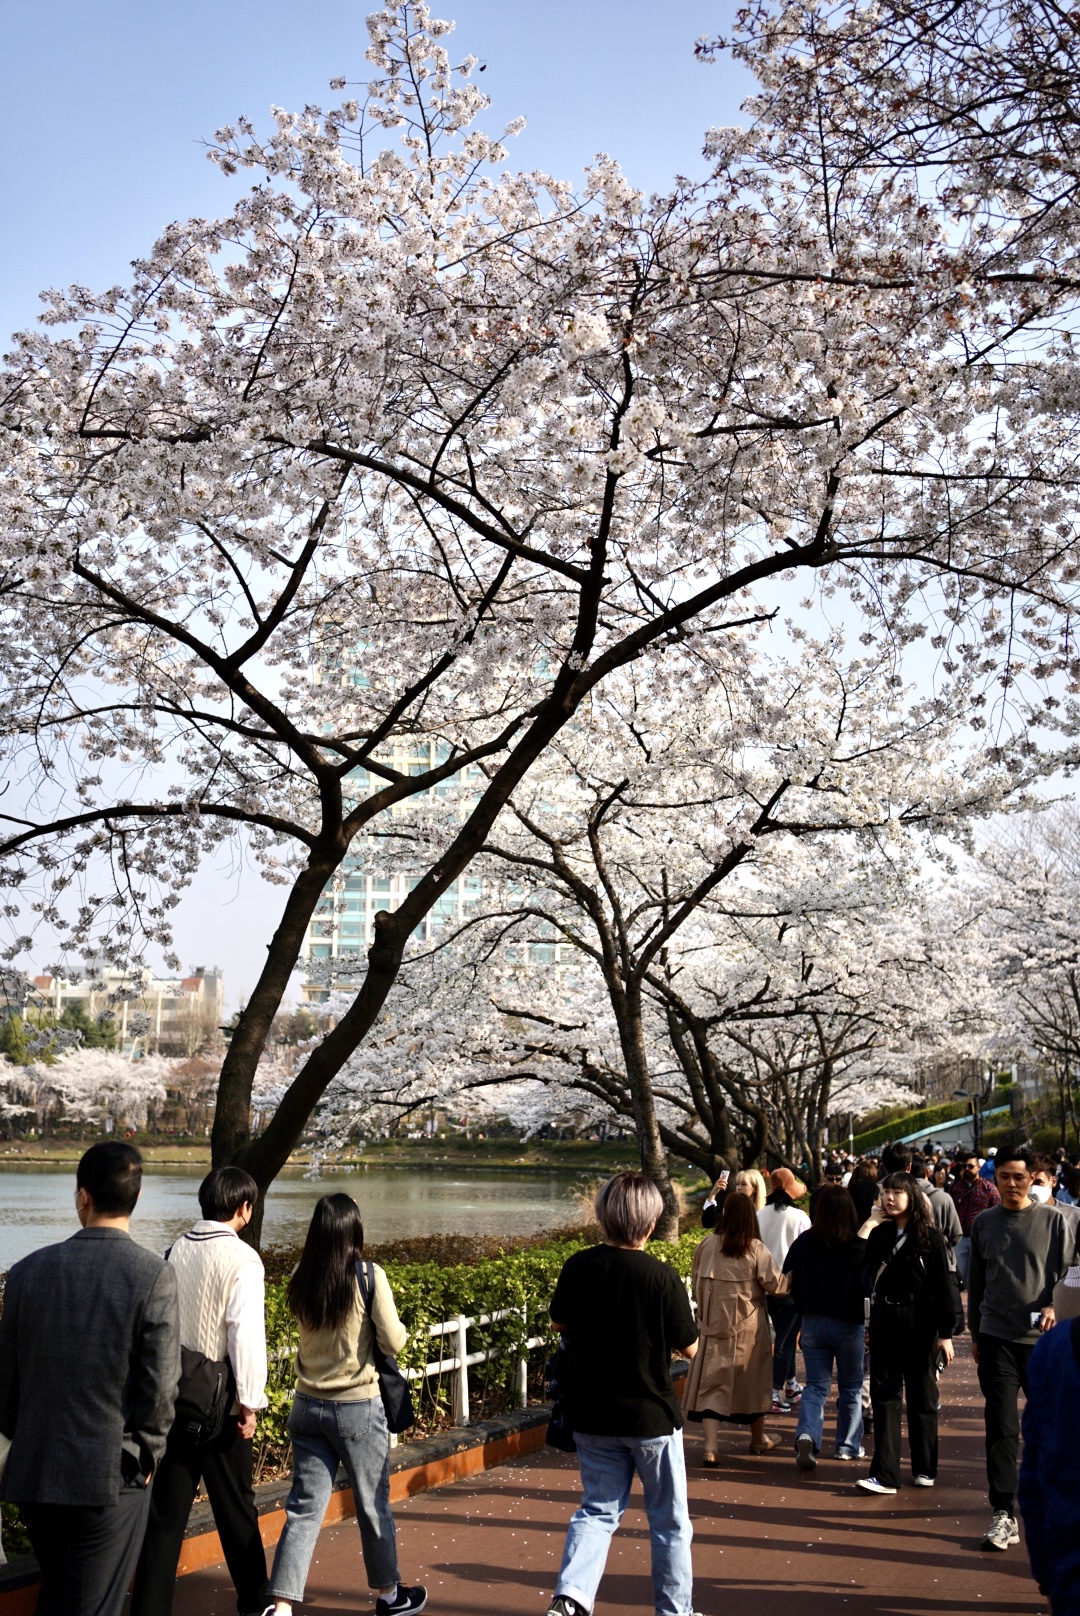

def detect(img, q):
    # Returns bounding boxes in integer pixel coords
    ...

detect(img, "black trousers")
[130,1419,267,1616]
[976,1333,1033,1513]
[768,1294,801,1387]
[23,1485,150,1616]
[868,1336,939,1488]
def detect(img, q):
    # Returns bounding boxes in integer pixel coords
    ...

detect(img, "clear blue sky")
[1,1,748,1006]
[1,0,749,338]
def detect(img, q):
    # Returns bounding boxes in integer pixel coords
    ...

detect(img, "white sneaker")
[795,1433,816,1470]
[913,1474,935,1487]
[982,1510,1019,1550]
[856,1475,898,1495]
[835,1447,866,1460]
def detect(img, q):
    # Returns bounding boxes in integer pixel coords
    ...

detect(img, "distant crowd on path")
[683,1142,1079,1601]
[0,1141,1078,1616]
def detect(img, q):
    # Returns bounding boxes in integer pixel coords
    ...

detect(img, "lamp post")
[955,1069,994,1157]
[954,1087,987,1155]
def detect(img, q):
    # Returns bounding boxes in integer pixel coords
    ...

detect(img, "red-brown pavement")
[172,1340,1044,1616]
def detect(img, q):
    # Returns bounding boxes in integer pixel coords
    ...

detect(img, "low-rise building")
[31,964,225,1056]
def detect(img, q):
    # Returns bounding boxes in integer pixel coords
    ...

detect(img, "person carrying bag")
[854,1173,957,1497]
[264,1194,427,1616]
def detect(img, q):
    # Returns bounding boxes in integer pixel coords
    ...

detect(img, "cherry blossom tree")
[1,2,1079,1233]
[978,807,1080,1143]
[314,641,1025,1227]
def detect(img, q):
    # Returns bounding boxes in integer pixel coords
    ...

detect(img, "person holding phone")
[701,1169,730,1229]
[855,1174,956,1497]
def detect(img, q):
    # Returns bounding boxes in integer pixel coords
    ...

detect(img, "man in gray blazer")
[0,1141,180,1616]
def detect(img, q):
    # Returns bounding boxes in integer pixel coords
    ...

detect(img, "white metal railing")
[401,1307,546,1432]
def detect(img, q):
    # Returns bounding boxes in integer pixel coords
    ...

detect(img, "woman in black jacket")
[856,1171,956,1496]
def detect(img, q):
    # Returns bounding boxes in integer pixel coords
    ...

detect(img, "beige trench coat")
[684,1235,791,1420]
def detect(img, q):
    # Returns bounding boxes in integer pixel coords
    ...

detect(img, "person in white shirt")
[130,1166,269,1616]
[758,1168,812,1409]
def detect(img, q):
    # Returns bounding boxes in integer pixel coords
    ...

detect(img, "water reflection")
[0,1162,584,1269]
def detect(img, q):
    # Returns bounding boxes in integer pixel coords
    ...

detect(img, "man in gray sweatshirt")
[969,1148,1074,1553]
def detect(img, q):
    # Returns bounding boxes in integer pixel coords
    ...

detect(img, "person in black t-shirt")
[545,1172,698,1616]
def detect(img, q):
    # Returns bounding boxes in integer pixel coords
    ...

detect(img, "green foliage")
[254,1228,705,1474]
[59,1001,117,1050]
[0,1012,63,1067]
[851,1100,968,1154]
[0,1014,31,1066]
[1030,1124,1079,1156]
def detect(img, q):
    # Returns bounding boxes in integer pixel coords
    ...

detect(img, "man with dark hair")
[0,1143,180,1616]
[131,1165,269,1616]
[947,1153,1001,1283]
[879,1141,913,1176]
[969,1148,1074,1552]
[911,1151,963,1257]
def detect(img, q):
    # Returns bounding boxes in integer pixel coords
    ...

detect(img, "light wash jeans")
[268,1393,400,1601]
[795,1315,865,1458]
[555,1430,693,1616]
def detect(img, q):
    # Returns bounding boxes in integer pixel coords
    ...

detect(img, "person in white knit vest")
[130,1165,269,1616]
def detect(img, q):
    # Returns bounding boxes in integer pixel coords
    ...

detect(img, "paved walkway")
[173,1341,1043,1616]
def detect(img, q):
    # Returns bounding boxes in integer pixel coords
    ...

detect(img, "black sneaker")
[376,1588,428,1616]
[547,1599,588,1616]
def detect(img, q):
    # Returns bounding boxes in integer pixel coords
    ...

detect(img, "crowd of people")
[0,1143,426,1616]
[548,1145,1080,1616]
[0,1138,1077,1616]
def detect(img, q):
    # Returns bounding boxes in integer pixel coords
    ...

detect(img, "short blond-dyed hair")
[595,1171,664,1245]
[734,1169,767,1211]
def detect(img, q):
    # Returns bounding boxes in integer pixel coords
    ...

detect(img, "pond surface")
[0,1162,586,1270]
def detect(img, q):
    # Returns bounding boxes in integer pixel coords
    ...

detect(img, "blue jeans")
[556,1430,693,1616]
[795,1315,865,1458]
[268,1394,400,1601]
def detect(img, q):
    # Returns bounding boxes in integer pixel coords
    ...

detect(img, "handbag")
[356,1261,415,1434]
[544,1335,577,1453]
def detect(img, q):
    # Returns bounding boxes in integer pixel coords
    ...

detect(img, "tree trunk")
[618,985,679,1240]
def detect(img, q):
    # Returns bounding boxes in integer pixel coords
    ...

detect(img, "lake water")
[0,1163,586,1270]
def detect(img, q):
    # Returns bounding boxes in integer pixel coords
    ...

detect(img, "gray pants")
[955,1236,972,1285]
[269,1393,400,1601]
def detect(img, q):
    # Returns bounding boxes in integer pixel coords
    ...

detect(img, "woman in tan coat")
[685,1191,791,1463]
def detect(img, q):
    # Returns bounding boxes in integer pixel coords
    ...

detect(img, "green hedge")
[255,1228,704,1478]
[850,1100,968,1155]
[849,1088,1018,1155]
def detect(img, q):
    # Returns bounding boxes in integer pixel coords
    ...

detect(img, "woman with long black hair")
[264,1194,427,1616]
[782,1184,866,1468]
[856,1172,956,1496]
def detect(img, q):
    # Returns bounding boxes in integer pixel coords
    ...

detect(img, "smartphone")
[1030,1310,1044,1329]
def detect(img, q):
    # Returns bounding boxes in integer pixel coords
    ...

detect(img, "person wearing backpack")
[130,1166,269,1616]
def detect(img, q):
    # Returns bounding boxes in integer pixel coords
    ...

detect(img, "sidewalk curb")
[0,1406,551,1612]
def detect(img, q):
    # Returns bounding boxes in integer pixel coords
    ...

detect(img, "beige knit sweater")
[295,1263,408,1401]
